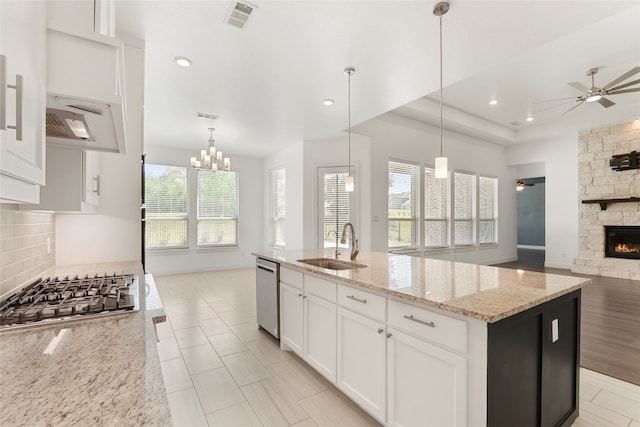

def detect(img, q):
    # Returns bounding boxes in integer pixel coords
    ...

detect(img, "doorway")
[516,176,545,269]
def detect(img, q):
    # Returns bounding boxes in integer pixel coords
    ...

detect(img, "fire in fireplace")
[605,226,640,260]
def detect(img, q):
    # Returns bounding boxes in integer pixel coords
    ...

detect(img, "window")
[424,166,449,247]
[454,171,476,245]
[270,167,286,247]
[319,167,352,249]
[197,170,238,246]
[388,161,418,249]
[479,175,498,244]
[144,164,188,249]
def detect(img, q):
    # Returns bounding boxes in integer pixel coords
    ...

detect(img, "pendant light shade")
[190,127,231,172]
[345,67,355,192]
[433,2,449,179]
[435,156,448,178]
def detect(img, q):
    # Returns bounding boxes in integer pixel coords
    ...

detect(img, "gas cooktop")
[0,272,137,330]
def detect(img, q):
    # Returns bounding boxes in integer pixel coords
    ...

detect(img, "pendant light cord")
[348,70,351,176]
[439,13,443,158]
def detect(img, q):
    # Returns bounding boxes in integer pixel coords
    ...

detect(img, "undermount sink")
[297,258,367,271]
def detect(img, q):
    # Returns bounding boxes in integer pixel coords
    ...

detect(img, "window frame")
[317,165,354,250]
[144,163,189,251]
[388,159,419,250]
[196,170,239,248]
[478,174,499,245]
[269,166,286,248]
[453,170,477,247]
[424,165,450,249]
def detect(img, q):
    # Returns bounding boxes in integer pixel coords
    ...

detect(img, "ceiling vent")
[197,112,219,120]
[226,1,256,29]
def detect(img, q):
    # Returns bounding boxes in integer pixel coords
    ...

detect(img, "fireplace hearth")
[605,226,640,260]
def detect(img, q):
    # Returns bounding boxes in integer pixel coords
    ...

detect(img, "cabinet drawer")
[388,299,467,353]
[281,267,303,289]
[338,285,385,322]
[305,275,337,303]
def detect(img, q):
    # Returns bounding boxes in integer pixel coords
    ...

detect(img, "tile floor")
[154,268,640,427]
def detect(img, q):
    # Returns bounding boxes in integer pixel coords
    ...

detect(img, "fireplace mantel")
[581,197,640,210]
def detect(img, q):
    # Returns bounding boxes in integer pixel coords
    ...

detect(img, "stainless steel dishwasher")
[255,257,280,339]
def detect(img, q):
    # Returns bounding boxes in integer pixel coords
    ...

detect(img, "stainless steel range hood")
[46,94,125,153]
[46,27,127,153]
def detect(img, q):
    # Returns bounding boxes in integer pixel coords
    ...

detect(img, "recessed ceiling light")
[526,116,534,122]
[175,56,192,67]
[323,99,335,106]
[489,99,498,106]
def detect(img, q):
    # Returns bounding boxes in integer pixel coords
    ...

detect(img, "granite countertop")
[0,261,171,426]
[253,249,591,323]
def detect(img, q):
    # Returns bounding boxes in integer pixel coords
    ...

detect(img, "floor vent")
[226,1,256,29]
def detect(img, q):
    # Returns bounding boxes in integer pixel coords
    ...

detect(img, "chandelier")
[190,127,230,172]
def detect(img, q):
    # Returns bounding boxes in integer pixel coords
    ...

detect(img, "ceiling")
[115,1,640,158]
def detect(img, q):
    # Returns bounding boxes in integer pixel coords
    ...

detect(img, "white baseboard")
[544,261,573,270]
[517,245,546,250]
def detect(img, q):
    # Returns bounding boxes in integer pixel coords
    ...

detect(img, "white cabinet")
[280,282,304,356]
[28,146,100,212]
[387,328,467,427]
[0,0,46,203]
[337,307,387,423]
[304,292,337,382]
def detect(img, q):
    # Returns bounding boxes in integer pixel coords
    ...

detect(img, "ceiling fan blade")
[607,78,640,92]
[606,87,640,95]
[561,102,584,115]
[533,97,577,104]
[533,100,577,114]
[567,81,589,92]
[602,66,640,90]
[597,97,615,108]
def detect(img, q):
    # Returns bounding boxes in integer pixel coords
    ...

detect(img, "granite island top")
[0,261,171,426]
[253,249,591,323]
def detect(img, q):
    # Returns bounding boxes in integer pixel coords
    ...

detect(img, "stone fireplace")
[573,120,640,280]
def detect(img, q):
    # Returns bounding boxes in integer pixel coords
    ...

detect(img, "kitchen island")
[253,249,591,427]
[0,262,171,426]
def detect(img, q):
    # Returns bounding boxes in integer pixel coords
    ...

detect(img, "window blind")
[479,175,498,244]
[197,170,238,246]
[388,161,418,248]
[270,167,286,247]
[144,164,188,249]
[424,166,449,247]
[454,171,476,245]
[320,169,351,248]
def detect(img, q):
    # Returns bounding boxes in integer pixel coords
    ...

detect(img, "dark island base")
[487,290,581,427]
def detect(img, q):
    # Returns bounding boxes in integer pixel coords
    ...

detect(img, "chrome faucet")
[340,222,359,261]
[327,230,340,259]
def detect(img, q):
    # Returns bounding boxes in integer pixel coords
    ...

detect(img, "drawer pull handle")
[404,315,435,328]
[346,295,367,304]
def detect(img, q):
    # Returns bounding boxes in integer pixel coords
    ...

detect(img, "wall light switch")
[552,318,559,343]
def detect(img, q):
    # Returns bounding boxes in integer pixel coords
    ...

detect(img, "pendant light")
[433,2,449,179]
[344,67,355,192]
[190,127,231,172]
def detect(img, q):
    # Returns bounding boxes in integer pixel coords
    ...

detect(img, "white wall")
[55,41,144,266]
[144,145,263,275]
[263,141,304,250]
[353,113,518,265]
[507,134,579,269]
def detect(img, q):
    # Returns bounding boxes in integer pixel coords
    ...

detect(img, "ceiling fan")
[535,66,640,115]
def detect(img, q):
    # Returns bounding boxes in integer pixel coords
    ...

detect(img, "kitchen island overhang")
[253,249,590,427]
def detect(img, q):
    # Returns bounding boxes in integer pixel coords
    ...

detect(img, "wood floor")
[494,249,640,386]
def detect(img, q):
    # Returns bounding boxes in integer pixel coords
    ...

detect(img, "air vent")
[225,1,256,29]
[197,112,219,120]
[46,109,94,141]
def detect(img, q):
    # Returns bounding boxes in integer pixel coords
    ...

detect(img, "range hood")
[46,94,125,153]
[46,27,127,153]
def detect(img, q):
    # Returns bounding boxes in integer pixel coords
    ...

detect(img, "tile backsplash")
[0,204,55,296]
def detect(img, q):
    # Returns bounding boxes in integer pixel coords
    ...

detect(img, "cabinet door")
[387,329,467,427]
[304,293,337,383]
[0,0,46,200]
[280,282,304,356]
[83,150,101,207]
[337,307,386,423]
